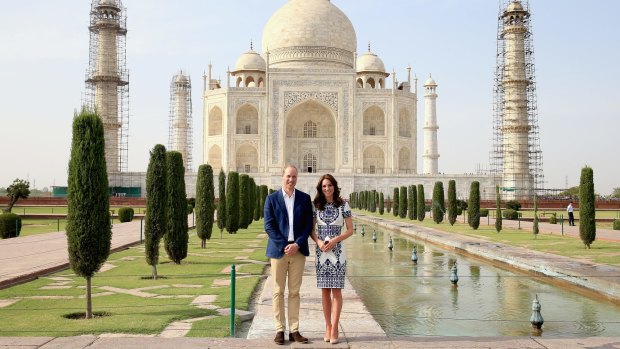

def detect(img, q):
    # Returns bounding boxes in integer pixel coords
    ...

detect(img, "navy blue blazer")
[263,188,313,258]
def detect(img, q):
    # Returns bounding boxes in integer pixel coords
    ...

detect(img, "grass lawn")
[10,206,147,215]
[19,218,68,236]
[355,210,620,267]
[0,221,268,337]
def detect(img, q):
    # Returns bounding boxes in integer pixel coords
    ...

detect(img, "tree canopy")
[4,179,30,213]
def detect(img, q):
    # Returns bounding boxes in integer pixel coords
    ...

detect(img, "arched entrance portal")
[285,100,335,173]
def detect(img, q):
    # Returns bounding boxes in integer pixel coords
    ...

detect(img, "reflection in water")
[345,224,620,337]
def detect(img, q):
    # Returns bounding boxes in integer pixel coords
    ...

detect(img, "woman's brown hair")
[313,174,344,210]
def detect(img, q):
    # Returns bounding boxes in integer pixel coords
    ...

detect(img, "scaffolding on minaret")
[168,71,193,172]
[490,0,544,199]
[84,0,129,185]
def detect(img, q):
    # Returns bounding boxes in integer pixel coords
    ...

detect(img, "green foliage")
[66,108,111,278]
[187,204,194,215]
[431,181,445,224]
[144,144,167,277]
[503,209,519,220]
[559,186,579,197]
[164,151,189,264]
[399,186,407,218]
[238,174,250,229]
[370,190,377,212]
[549,213,557,224]
[187,198,196,209]
[4,178,31,213]
[533,196,539,237]
[579,166,596,248]
[195,164,215,248]
[0,213,22,239]
[117,207,134,223]
[613,219,620,230]
[447,180,457,226]
[259,185,268,219]
[417,184,425,222]
[505,200,522,211]
[216,170,226,233]
[373,191,379,213]
[386,195,391,213]
[407,185,414,220]
[611,188,620,199]
[253,181,260,221]
[495,185,502,232]
[379,192,384,215]
[225,172,240,234]
[479,208,488,217]
[66,108,112,319]
[468,181,480,230]
[392,188,399,217]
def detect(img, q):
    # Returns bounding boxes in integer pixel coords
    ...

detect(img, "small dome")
[356,52,386,73]
[233,50,266,72]
[507,1,524,11]
[424,76,437,86]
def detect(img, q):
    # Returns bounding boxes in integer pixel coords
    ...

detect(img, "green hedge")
[613,219,620,230]
[479,208,489,217]
[0,213,22,239]
[503,209,518,220]
[117,207,134,223]
[549,213,557,224]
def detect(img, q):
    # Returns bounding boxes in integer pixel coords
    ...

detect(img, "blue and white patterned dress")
[313,202,352,289]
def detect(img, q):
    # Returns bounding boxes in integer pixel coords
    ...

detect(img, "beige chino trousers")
[270,252,306,332]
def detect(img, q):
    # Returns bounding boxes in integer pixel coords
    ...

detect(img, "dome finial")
[368,42,371,53]
[250,39,253,51]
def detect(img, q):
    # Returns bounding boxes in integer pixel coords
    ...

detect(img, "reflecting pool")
[346,224,620,337]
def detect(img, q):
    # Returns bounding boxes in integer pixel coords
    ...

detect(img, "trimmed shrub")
[195,164,215,249]
[144,144,167,279]
[118,207,134,222]
[448,180,457,226]
[225,171,240,234]
[216,170,226,233]
[417,184,425,221]
[399,186,407,218]
[468,181,480,229]
[549,213,557,224]
[238,174,250,229]
[407,185,415,220]
[164,151,189,264]
[479,208,488,217]
[613,219,620,230]
[506,200,522,211]
[393,188,399,217]
[187,198,196,210]
[432,181,445,224]
[386,195,391,213]
[0,213,22,239]
[495,185,502,233]
[503,209,518,220]
[579,166,596,248]
[379,192,384,215]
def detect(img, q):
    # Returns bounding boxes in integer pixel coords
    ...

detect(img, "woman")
[310,174,353,344]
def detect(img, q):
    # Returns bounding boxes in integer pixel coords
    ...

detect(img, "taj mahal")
[94,0,541,200]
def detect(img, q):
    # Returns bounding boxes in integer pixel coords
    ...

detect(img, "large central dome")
[262,0,357,69]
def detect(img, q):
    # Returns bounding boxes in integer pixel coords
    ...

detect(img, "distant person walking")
[567,201,575,226]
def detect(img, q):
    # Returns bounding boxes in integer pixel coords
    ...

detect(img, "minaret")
[85,0,129,175]
[169,71,193,172]
[423,75,439,174]
[495,0,542,199]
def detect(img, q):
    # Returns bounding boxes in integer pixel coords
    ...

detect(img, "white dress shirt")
[282,188,295,242]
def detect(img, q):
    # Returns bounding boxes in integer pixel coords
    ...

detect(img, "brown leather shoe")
[289,331,308,343]
[274,331,284,345]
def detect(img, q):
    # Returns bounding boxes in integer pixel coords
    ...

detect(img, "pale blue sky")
[1,0,618,194]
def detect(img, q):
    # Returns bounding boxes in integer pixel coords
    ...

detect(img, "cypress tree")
[195,164,215,249]
[468,181,481,230]
[533,194,539,238]
[379,192,384,214]
[370,190,377,212]
[217,170,226,235]
[260,185,268,218]
[145,144,167,278]
[249,177,257,223]
[226,171,240,234]
[417,184,425,221]
[399,186,407,218]
[432,181,445,224]
[164,151,188,264]
[411,185,418,220]
[393,188,399,217]
[407,185,415,220]
[386,195,391,213]
[579,166,596,248]
[239,174,250,229]
[253,180,260,221]
[448,180,457,226]
[66,108,111,319]
[495,185,502,233]
[374,191,379,213]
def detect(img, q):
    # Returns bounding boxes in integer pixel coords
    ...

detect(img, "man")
[567,201,575,226]
[263,165,313,345]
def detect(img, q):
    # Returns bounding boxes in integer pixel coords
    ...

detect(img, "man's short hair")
[282,164,298,175]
